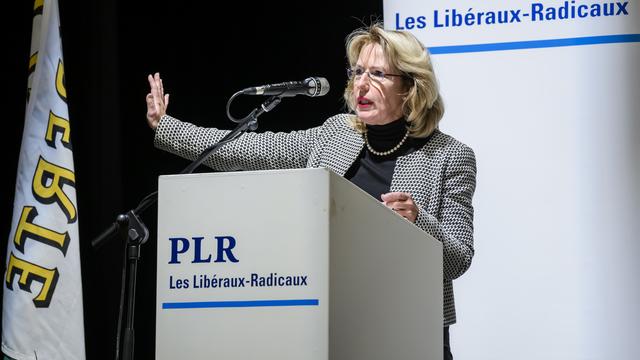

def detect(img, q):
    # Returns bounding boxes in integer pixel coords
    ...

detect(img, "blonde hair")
[343,23,444,138]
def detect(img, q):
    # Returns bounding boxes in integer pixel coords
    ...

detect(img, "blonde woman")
[146,23,476,360]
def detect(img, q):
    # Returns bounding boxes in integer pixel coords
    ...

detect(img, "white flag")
[3,0,86,359]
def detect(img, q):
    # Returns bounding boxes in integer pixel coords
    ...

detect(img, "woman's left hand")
[381,192,419,223]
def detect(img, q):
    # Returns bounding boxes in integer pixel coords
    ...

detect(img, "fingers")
[147,72,169,108]
[148,74,158,107]
[148,72,163,99]
[153,73,162,102]
[389,206,417,223]
[381,192,409,202]
[389,203,412,211]
[394,208,416,220]
[146,72,168,130]
[381,192,418,223]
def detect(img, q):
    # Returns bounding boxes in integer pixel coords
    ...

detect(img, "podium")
[155,168,442,359]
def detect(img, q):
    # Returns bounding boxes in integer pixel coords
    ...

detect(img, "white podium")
[155,168,442,360]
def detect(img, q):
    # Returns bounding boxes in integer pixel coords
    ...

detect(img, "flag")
[3,0,85,359]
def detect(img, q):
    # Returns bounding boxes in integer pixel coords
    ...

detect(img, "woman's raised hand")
[145,72,169,129]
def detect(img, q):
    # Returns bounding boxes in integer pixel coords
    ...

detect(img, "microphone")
[241,77,330,97]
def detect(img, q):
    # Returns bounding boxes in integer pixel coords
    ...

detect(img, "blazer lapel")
[321,125,364,176]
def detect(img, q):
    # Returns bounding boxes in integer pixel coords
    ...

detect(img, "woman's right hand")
[145,72,169,130]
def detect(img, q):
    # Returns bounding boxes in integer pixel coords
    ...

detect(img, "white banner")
[384,1,640,359]
[2,0,85,359]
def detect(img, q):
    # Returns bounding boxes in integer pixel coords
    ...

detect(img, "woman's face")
[352,43,407,126]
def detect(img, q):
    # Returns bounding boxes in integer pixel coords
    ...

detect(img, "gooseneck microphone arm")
[226,90,282,124]
[92,92,284,360]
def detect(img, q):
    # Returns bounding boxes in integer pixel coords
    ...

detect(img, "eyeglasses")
[347,66,405,82]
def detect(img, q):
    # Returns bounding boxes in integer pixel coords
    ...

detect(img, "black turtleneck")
[345,119,431,201]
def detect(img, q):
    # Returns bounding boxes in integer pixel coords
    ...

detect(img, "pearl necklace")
[363,129,409,156]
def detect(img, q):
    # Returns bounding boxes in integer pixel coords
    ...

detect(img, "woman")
[146,23,476,360]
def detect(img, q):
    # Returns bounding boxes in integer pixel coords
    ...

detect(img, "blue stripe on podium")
[428,34,640,54]
[162,299,319,309]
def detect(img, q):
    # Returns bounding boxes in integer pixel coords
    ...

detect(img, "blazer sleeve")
[154,114,321,171]
[415,144,477,280]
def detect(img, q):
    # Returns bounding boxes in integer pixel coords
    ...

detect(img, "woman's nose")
[355,73,370,89]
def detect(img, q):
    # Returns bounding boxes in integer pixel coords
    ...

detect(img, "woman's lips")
[357,97,373,109]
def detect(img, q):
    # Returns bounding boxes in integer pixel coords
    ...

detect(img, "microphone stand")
[92,94,283,360]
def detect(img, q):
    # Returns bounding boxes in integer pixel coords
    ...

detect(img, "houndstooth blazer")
[155,113,477,326]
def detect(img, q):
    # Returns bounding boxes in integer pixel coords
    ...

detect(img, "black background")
[2,1,382,359]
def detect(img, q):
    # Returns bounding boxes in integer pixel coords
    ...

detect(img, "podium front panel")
[156,169,330,360]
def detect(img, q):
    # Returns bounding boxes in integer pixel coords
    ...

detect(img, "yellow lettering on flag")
[5,253,60,308]
[55,60,66,101]
[45,111,71,149]
[32,156,77,223]
[14,206,70,255]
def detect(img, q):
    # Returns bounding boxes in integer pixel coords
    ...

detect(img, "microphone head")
[305,77,330,97]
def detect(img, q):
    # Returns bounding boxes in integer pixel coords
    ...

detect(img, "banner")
[384,1,640,359]
[3,0,85,359]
